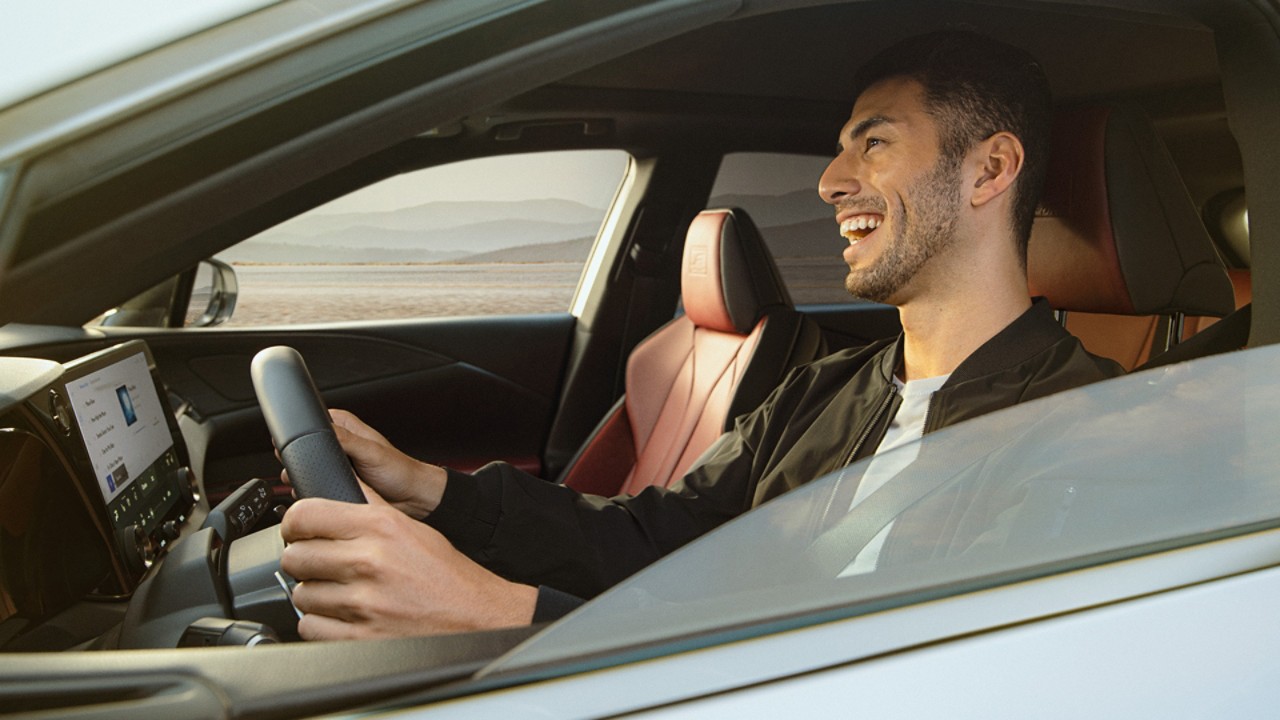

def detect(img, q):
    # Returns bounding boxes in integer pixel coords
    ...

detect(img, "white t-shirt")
[838,372,950,577]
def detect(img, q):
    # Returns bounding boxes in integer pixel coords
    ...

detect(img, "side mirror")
[186,259,239,327]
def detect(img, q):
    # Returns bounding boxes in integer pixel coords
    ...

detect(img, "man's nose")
[819,154,861,205]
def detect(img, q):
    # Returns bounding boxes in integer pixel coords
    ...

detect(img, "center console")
[0,341,197,648]
[57,342,195,567]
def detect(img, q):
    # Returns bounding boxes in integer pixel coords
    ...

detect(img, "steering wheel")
[250,346,366,504]
[116,347,365,649]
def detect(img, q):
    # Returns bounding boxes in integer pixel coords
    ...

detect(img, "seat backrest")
[560,208,823,496]
[1027,105,1235,369]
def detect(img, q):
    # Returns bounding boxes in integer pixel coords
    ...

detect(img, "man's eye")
[864,137,884,152]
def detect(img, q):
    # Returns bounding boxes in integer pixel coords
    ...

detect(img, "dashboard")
[0,341,197,650]
[0,341,533,713]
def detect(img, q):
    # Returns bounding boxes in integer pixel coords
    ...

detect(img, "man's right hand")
[280,408,446,520]
[280,487,537,640]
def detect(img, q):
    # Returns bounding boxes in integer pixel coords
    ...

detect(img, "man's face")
[819,77,964,305]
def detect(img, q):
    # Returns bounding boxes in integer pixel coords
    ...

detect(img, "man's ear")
[970,132,1024,208]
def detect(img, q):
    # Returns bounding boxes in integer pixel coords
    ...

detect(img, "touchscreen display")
[64,349,181,532]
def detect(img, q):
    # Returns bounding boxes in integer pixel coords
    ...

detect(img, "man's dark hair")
[850,30,1052,263]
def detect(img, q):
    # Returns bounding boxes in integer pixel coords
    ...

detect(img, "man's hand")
[280,409,446,519]
[280,488,538,640]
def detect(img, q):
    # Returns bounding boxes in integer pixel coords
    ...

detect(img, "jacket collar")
[875,298,1068,389]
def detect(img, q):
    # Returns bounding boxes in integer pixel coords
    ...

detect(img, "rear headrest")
[1028,105,1233,317]
[682,208,792,334]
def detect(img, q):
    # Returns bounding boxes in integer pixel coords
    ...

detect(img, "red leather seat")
[559,208,823,496]
[1028,105,1236,367]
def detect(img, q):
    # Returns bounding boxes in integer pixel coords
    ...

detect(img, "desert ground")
[221,258,855,326]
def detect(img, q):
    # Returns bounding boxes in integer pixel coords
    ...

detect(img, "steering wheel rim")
[250,346,366,504]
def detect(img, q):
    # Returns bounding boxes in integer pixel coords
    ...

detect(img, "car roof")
[550,1,1233,204]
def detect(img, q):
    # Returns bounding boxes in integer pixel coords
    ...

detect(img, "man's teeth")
[840,215,881,241]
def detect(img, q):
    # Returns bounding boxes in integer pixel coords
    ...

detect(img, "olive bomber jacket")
[424,299,1124,601]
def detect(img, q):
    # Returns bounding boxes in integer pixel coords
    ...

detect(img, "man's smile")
[840,214,883,244]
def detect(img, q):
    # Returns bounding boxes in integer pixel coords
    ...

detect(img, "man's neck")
[896,277,1031,383]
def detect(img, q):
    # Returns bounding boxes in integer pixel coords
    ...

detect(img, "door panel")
[161,315,575,503]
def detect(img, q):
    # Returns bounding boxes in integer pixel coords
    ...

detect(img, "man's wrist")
[416,462,448,516]
[390,462,448,520]
[499,581,539,627]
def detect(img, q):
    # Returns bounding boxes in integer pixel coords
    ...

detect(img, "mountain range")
[220,193,838,265]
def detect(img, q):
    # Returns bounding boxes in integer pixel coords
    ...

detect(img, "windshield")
[488,344,1280,675]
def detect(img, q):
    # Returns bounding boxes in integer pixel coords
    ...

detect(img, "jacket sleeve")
[423,371,795,600]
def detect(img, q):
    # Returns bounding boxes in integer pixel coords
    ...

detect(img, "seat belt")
[807,456,963,576]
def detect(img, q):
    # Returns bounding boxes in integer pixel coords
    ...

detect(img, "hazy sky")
[315,151,631,214]
[313,150,832,216]
[711,152,832,198]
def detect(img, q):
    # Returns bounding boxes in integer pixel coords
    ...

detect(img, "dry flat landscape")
[223,263,584,325]
[222,257,856,327]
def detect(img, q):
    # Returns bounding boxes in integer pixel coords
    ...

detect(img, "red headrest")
[681,209,791,334]
[1028,105,1233,317]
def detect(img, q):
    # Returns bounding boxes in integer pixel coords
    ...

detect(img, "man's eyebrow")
[836,115,895,154]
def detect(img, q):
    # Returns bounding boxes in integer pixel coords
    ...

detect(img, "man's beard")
[845,155,962,304]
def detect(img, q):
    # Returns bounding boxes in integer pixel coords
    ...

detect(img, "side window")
[709,152,860,306]
[211,150,630,326]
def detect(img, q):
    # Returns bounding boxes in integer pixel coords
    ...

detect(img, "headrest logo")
[689,246,709,276]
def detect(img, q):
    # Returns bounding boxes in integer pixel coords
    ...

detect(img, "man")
[278,30,1123,640]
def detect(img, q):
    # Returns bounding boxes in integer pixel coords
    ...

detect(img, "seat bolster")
[723,308,825,429]
[1106,106,1233,316]
[622,321,767,494]
[625,317,697,451]
[560,398,638,495]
